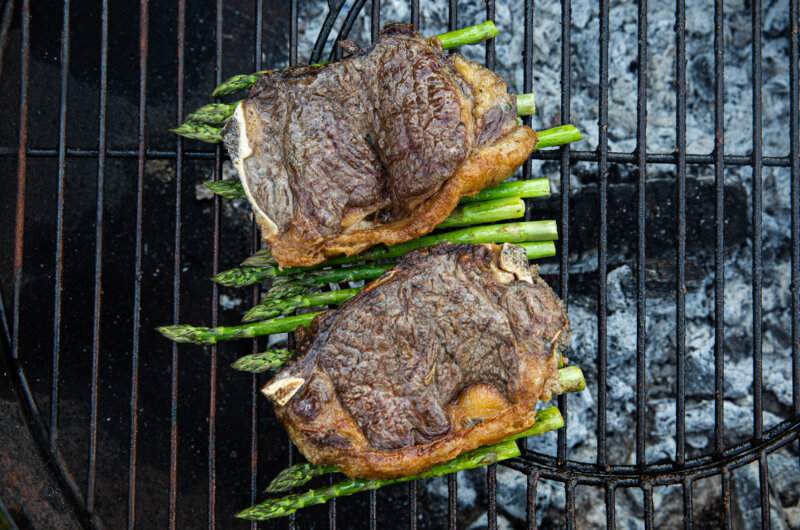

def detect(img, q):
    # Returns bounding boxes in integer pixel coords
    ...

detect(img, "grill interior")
[0,0,799,528]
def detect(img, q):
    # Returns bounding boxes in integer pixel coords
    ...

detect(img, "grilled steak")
[223,23,537,267]
[262,243,570,479]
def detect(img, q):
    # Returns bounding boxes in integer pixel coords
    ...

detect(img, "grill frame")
[0,0,799,528]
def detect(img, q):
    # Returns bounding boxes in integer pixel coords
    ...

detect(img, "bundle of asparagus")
[159,20,586,521]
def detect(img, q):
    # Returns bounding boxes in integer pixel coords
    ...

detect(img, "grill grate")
[0,0,799,528]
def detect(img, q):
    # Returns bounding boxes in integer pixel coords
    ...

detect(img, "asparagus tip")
[157,325,212,344]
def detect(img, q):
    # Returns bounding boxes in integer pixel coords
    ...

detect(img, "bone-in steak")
[223,23,537,267]
[262,243,570,479]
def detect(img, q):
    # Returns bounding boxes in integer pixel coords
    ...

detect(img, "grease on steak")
[223,23,537,267]
[265,243,570,479]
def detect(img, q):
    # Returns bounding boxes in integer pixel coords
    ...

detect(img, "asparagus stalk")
[241,286,363,323]
[533,124,583,150]
[174,92,539,143]
[236,406,563,521]
[203,180,247,200]
[163,242,555,345]
[231,349,294,373]
[459,178,549,203]
[436,197,524,229]
[267,241,553,299]
[262,263,394,303]
[213,221,557,288]
[218,239,555,289]
[211,22,498,99]
[516,93,535,116]
[157,312,321,345]
[205,176,549,210]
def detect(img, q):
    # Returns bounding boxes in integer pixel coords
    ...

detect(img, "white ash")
[292,1,797,527]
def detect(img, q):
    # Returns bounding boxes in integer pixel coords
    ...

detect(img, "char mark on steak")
[223,23,537,267]
[262,243,570,480]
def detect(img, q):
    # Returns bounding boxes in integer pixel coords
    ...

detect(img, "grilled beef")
[223,23,537,267]
[262,243,570,479]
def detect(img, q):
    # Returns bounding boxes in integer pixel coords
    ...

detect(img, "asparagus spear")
[459,178,549,203]
[204,176,549,209]
[436,197,524,229]
[532,124,583,150]
[262,263,394,303]
[231,349,294,373]
[516,93,535,116]
[241,286,363,323]
[203,180,247,200]
[157,312,321,345]
[260,366,583,493]
[211,21,498,99]
[213,221,557,288]
[174,92,539,143]
[236,406,563,521]
[161,241,555,345]
[260,241,553,304]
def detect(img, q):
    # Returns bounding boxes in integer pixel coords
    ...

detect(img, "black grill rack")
[0,0,798,528]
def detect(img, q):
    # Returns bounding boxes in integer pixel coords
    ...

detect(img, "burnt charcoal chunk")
[262,243,570,479]
[223,23,536,267]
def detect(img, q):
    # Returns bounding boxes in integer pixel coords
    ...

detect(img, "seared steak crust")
[223,23,537,267]
[264,243,570,479]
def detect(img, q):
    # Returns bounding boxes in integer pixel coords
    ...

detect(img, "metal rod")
[597,0,609,472]
[0,0,15,77]
[790,0,800,419]
[485,0,495,70]
[526,471,539,530]
[713,0,726,463]
[605,484,616,530]
[4,146,795,167]
[128,1,149,527]
[675,0,688,470]
[758,453,771,529]
[522,0,534,183]
[50,0,71,458]
[87,0,108,515]
[683,478,693,529]
[565,479,576,529]
[487,463,497,530]
[249,3,263,529]
[635,0,648,470]
[752,0,764,446]
[557,0,571,470]
[208,1,223,527]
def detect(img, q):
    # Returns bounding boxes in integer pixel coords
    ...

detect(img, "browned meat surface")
[262,243,570,479]
[223,23,537,267]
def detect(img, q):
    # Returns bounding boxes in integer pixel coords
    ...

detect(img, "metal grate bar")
[369,1,380,523]
[521,0,533,184]
[675,0,687,471]
[169,0,185,527]
[722,468,732,528]
[556,0,571,470]
[87,0,109,515]
[127,1,149,526]
[487,464,497,530]
[759,453,771,529]
[605,484,615,529]
[447,4,458,525]
[0,0,14,75]
[208,1,224,527]
[596,0,609,473]
[526,471,539,530]
[6,146,796,167]
[288,3,299,528]
[634,0,648,469]
[50,0,71,456]
[484,0,495,71]
[683,478,693,529]
[12,0,30,369]
[565,479,576,529]
[643,485,654,530]
[248,3,263,530]
[752,0,764,444]
[791,0,800,419]
[410,0,419,27]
